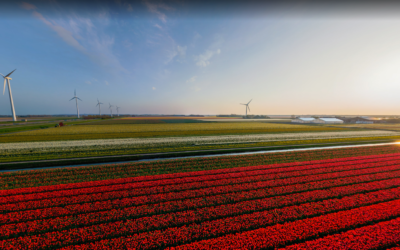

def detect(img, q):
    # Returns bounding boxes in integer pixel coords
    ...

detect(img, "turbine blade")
[247,99,252,105]
[0,73,4,77]
[69,97,75,101]
[3,78,6,95]
[240,103,246,105]
[77,97,82,101]
[247,106,250,112]
[5,69,16,78]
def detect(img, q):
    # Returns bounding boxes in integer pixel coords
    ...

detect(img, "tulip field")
[1,145,400,249]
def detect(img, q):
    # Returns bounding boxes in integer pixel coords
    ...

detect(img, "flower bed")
[1,148,400,248]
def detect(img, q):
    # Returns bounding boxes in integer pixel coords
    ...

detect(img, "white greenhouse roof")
[298,118,315,121]
[319,118,343,122]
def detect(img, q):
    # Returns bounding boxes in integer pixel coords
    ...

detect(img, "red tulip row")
[162,199,400,250]
[2,163,400,216]
[2,177,400,241]
[4,155,400,205]
[3,152,398,198]
[3,146,400,191]
[281,217,400,250]
[2,182,400,249]
[3,169,400,225]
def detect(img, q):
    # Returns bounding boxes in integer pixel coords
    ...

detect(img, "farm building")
[312,118,344,124]
[291,117,315,123]
[339,117,374,124]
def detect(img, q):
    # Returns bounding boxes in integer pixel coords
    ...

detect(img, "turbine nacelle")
[240,99,252,117]
[2,69,16,95]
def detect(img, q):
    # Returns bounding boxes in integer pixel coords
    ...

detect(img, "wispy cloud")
[85,80,92,84]
[20,2,36,10]
[105,81,109,85]
[186,76,197,83]
[152,87,156,90]
[29,9,86,53]
[154,24,163,30]
[195,49,221,67]
[144,0,173,23]
[22,4,127,74]
[177,45,187,57]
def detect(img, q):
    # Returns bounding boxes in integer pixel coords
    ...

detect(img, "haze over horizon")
[2,0,400,116]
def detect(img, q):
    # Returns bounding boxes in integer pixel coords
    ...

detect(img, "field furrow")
[1,181,400,240]
[165,199,400,250]
[2,163,400,215]
[3,152,398,196]
[44,193,400,250]
[2,168,400,225]
[281,217,400,250]
[4,155,400,204]
[4,145,400,190]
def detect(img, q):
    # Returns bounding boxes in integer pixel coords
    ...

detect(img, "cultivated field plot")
[1,145,400,249]
[0,122,351,143]
[337,123,400,131]
[1,130,399,163]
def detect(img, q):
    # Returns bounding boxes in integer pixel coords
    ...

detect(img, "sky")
[2,0,400,115]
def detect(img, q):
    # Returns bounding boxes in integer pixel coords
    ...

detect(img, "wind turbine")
[69,90,82,118]
[109,103,113,117]
[96,99,103,116]
[116,106,120,117]
[1,69,17,121]
[240,99,252,118]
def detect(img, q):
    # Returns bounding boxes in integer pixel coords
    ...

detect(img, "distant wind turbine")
[240,99,252,118]
[96,99,103,116]
[1,69,17,121]
[109,103,113,117]
[69,90,82,118]
[116,106,120,117]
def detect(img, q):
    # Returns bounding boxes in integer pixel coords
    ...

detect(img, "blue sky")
[2,1,400,116]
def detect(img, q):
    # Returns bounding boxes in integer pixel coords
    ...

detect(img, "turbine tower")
[1,69,17,121]
[116,106,120,117]
[240,99,252,118]
[109,103,113,117]
[69,90,82,118]
[96,99,103,116]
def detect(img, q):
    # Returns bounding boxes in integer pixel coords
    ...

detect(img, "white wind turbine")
[1,69,17,121]
[96,99,103,116]
[116,106,120,117]
[69,90,82,118]
[240,99,252,118]
[109,103,113,117]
